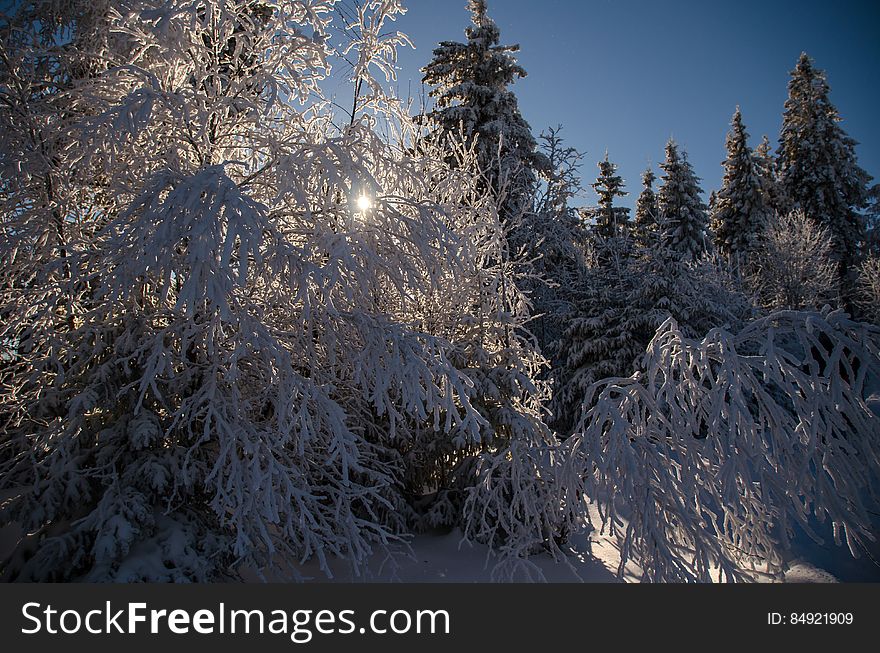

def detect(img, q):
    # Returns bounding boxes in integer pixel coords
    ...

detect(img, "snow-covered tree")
[551,244,750,436]
[566,308,880,582]
[634,168,659,248]
[405,136,577,573]
[657,140,710,261]
[3,0,876,588]
[420,0,548,219]
[711,108,769,264]
[753,134,787,216]
[330,0,413,124]
[591,153,630,239]
[864,183,880,257]
[0,0,567,582]
[516,126,589,357]
[777,53,872,292]
[707,190,718,233]
[534,125,584,217]
[750,211,838,310]
[550,240,642,435]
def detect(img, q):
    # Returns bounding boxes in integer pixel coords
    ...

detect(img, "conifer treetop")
[657,139,709,261]
[711,106,769,261]
[421,0,547,218]
[592,152,629,239]
[634,166,659,247]
[777,52,872,285]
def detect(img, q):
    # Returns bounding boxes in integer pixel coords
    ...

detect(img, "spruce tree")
[657,140,709,261]
[550,252,647,436]
[421,0,548,219]
[634,168,659,247]
[753,135,786,215]
[711,107,769,264]
[777,53,872,291]
[591,153,630,239]
[550,241,751,436]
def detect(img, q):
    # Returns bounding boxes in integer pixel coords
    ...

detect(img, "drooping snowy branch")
[567,309,880,582]
[0,0,554,582]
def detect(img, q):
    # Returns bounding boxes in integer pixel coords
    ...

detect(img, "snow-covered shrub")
[462,424,582,581]
[750,210,838,310]
[566,309,880,582]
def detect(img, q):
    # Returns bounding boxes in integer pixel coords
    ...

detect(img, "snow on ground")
[4,506,876,583]
[782,515,880,583]
[245,501,879,583]
[265,529,620,583]
[242,525,622,584]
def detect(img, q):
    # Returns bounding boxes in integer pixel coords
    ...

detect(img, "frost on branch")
[567,309,880,582]
[0,0,555,581]
[856,255,880,325]
[750,210,838,310]
[0,0,574,581]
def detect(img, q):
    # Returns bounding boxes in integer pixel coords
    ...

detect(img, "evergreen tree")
[550,246,647,435]
[421,0,548,219]
[777,53,872,292]
[753,135,786,215]
[711,108,769,264]
[634,168,659,247]
[591,153,630,239]
[657,140,709,261]
[865,183,880,256]
[550,244,751,436]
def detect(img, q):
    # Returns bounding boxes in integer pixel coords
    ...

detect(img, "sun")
[356,194,372,212]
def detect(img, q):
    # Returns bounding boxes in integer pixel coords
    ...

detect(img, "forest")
[0,0,878,583]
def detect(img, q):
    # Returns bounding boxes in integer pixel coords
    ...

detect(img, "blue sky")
[356,0,879,209]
